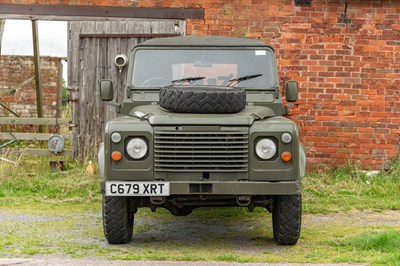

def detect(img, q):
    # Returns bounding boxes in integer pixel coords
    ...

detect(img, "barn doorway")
[67,20,185,161]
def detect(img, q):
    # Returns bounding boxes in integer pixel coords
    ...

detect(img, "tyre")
[102,195,134,244]
[159,86,246,114]
[272,194,301,245]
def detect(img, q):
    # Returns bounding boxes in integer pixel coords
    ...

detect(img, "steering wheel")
[141,77,170,87]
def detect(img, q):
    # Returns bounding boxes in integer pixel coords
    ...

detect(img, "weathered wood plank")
[0,19,4,55]
[0,117,70,125]
[67,21,80,159]
[4,148,73,157]
[0,133,71,141]
[0,4,205,20]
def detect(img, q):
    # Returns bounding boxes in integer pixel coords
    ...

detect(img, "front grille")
[154,128,249,172]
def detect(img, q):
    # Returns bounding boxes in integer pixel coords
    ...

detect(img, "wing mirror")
[285,81,298,102]
[99,80,114,101]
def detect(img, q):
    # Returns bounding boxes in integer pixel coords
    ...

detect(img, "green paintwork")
[99,80,114,101]
[99,36,306,202]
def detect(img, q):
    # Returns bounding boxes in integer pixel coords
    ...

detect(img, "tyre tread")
[159,87,246,114]
[103,195,133,244]
[272,194,301,245]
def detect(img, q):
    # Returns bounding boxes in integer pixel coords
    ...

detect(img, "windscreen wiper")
[227,74,263,86]
[171,76,206,85]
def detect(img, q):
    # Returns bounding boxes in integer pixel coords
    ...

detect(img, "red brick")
[0,55,60,119]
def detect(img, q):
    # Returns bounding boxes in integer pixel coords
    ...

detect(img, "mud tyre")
[272,194,301,245]
[102,195,134,244]
[159,86,246,114]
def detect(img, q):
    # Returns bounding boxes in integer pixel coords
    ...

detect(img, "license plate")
[105,182,170,196]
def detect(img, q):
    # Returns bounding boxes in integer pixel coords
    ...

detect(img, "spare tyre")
[159,86,246,114]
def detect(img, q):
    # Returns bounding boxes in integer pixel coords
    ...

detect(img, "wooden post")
[31,20,44,132]
[0,19,5,56]
[56,59,63,119]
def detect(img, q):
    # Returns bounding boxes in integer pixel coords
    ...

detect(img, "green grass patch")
[303,158,400,213]
[334,230,400,265]
[345,230,400,252]
[0,156,100,205]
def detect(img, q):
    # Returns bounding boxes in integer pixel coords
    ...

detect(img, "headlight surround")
[255,138,277,160]
[126,138,148,160]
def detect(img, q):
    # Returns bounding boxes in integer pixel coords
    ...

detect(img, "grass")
[343,231,400,253]
[0,154,99,198]
[334,230,400,266]
[303,159,400,213]
[0,154,399,265]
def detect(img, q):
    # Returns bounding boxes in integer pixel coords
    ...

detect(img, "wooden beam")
[0,19,4,55]
[0,4,204,20]
[79,33,180,39]
[0,117,69,126]
[4,148,73,157]
[0,132,71,141]
[0,101,19,117]
[0,77,35,97]
[31,20,44,132]
[56,60,63,119]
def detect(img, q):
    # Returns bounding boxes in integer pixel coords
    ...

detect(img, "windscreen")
[132,49,275,88]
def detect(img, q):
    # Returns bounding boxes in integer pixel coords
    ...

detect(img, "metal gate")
[68,20,185,161]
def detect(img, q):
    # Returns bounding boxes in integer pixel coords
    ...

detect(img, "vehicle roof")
[136,36,274,50]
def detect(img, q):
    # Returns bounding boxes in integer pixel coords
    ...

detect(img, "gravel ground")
[0,258,367,266]
[305,209,400,227]
[1,208,399,265]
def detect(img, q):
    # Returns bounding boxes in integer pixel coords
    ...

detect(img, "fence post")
[0,19,5,56]
[31,20,44,133]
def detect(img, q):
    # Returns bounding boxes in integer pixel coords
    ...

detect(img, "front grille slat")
[155,140,248,145]
[155,145,248,149]
[154,150,248,154]
[154,129,249,172]
[155,159,248,163]
[156,154,247,158]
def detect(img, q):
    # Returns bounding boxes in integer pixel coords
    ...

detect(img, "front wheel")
[102,195,134,244]
[272,194,302,245]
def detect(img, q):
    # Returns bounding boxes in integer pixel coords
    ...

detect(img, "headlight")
[126,138,148,159]
[255,138,277,160]
[281,132,292,143]
[111,132,122,143]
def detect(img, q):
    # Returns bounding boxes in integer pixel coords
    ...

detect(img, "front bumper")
[100,180,301,195]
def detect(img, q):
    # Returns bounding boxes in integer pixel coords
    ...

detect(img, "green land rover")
[98,36,306,245]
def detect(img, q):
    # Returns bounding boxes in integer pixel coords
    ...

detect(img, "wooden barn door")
[68,20,185,161]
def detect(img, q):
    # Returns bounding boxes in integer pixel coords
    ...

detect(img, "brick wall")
[147,0,400,170]
[0,55,61,118]
[3,0,400,169]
